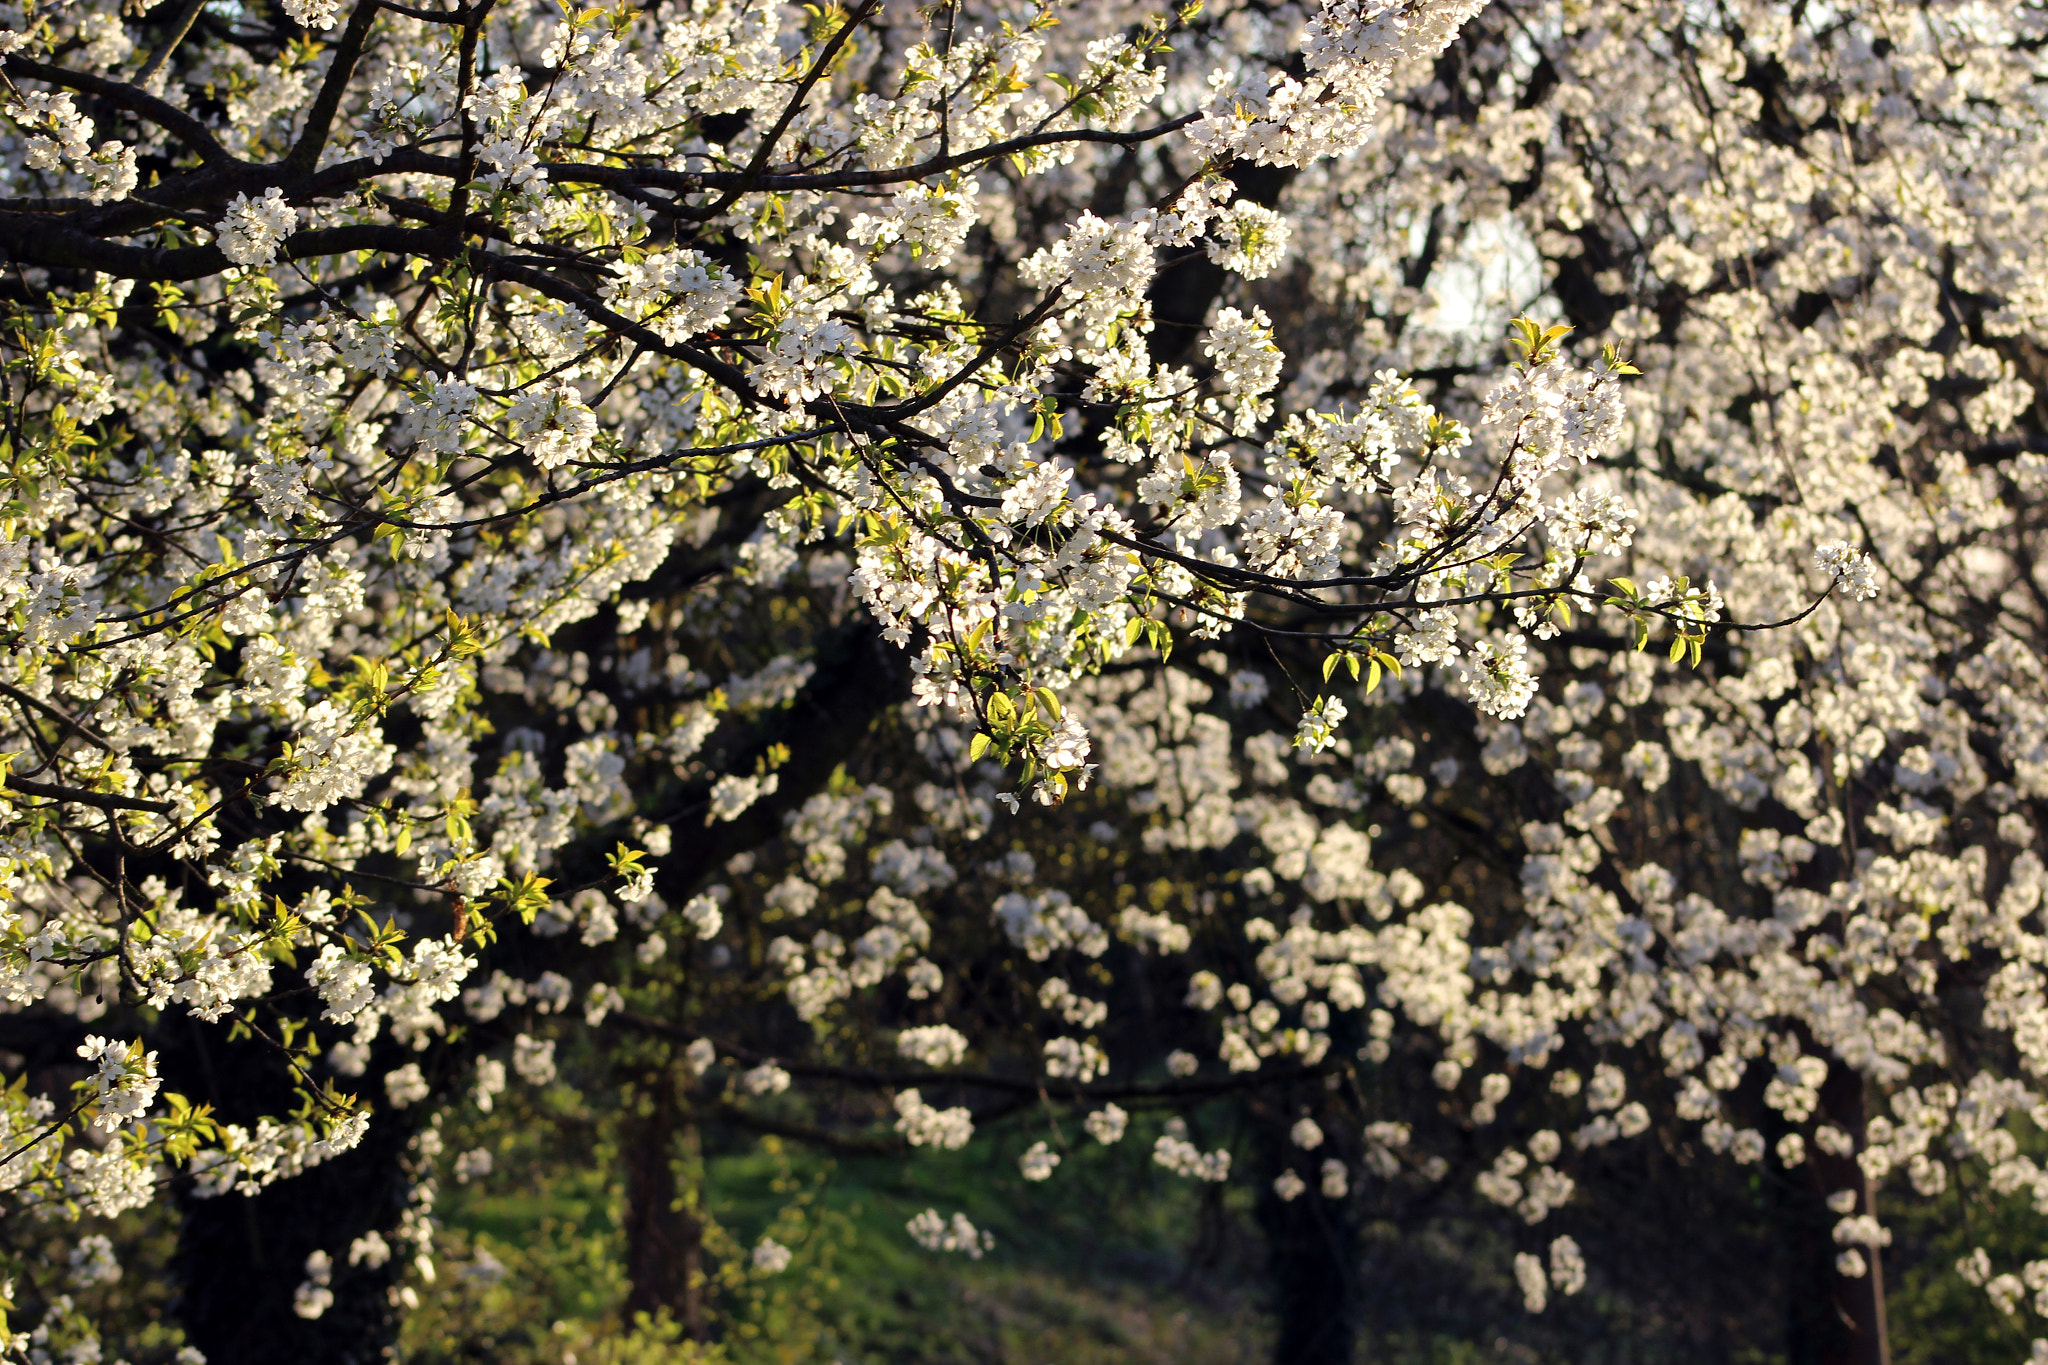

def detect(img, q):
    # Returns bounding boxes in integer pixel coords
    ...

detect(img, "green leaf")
[1601,342,1643,375]
[1147,619,1173,662]
[496,872,555,925]
[968,732,991,762]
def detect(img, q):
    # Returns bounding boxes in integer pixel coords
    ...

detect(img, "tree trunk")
[171,1022,410,1365]
[1791,1066,1890,1365]
[1253,1104,1358,1365]
[622,1074,706,1338]
[1258,1180,1358,1363]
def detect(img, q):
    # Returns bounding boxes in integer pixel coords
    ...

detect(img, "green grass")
[405,1086,2048,1364]
[404,1106,1271,1364]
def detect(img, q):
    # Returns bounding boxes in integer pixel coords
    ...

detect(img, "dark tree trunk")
[1790,1066,1890,1365]
[1258,1176,1358,1364]
[170,1023,411,1365]
[622,1076,706,1337]
[1253,1099,1359,1365]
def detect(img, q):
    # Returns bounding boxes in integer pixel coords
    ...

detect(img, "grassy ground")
[401,1109,1273,1365]
[398,1087,2048,1364]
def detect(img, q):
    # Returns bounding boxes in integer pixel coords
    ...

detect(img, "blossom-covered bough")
[0,0,2034,1356]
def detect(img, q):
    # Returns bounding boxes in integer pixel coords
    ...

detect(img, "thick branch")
[286,0,383,175]
[614,1013,1332,1100]
[5,774,174,813]
[3,55,234,165]
[0,217,455,280]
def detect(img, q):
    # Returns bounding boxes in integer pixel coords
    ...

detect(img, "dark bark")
[1791,1067,1891,1365]
[1253,1099,1359,1365]
[1259,1182,1358,1363]
[169,1025,410,1365]
[622,1076,707,1337]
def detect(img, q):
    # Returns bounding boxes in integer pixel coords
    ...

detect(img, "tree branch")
[4,55,234,165]
[5,774,174,813]
[286,0,382,175]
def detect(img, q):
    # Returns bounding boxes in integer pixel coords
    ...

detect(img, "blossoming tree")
[0,0,2036,1357]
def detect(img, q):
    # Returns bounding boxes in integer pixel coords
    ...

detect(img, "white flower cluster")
[74,1037,160,1133]
[897,1024,968,1068]
[893,1088,973,1149]
[905,1208,992,1259]
[601,250,743,345]
[1814,540,1882,601]
[1153,1132,1233,1182]
[1188,0,1490,168]
[5,0,2046,1339]
[215,188,299,268]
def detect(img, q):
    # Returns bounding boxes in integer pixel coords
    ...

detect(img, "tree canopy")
[0,0,2041,1359]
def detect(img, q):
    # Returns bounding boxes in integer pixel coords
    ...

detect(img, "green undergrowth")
[398,1088,2048,1363]
[400,1109,1271,1364]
